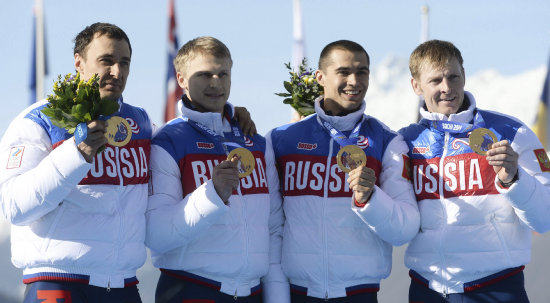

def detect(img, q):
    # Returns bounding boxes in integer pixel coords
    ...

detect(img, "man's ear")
[411,77,422,96]
[315,69,324,87]
[176,72,187,93]
[74,53,84,73]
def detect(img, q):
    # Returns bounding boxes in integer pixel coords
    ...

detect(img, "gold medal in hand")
[227,147,255,178]
[469,128,497,156]
[105,116,132,147]
[337,145,367,173]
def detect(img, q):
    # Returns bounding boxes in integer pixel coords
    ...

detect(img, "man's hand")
[212,157,240,203]
[486,140,518,184]
[234,106,257,137]
[347,166,376,204]
[77,120,108,163]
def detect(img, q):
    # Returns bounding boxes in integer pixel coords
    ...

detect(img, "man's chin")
[100,91,122,102]
[342,98,363,110]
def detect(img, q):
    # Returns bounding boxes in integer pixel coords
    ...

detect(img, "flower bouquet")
[275,58,323,117]
[41,72,120,135]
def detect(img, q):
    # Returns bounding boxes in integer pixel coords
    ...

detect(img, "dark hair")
[73,22,132,58]
[409,39,463,80]
[318,40,370,71]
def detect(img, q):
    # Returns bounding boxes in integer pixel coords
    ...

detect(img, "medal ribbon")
[420,110,486,135]
[320,116,365,148]
[183,106,246,156]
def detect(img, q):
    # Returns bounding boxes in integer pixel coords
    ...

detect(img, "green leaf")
[275,93,292,97]
[99,100,120,116]
[283,81,293,93]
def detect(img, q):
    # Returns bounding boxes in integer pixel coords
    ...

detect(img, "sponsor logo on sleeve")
[6,146,25,169]
[534,149,550,172]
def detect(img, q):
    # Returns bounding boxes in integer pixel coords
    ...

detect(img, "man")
[0,23,149,302]
[266,40,420,302]
[400,39,550,302]
[0,23,255,303]
[145,36,284,303]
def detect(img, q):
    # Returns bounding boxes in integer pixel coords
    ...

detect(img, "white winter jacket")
[0,99,152,288]
[145,102,285,298]
[267,100,420,299]
[400,92,550,294]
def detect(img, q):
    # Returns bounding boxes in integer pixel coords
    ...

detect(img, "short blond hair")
[409,39,463,80]
[173,36,232,74]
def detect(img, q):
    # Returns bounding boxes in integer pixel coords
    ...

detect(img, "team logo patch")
[412,146,430,154]
[244,136,254,147]
[451,138,470,150]
[6,146,24,169]
[126,118,140,134]
[297,142,317,150]
[356,135,369,149]
[196,142,215,149]
[534,149,550,172]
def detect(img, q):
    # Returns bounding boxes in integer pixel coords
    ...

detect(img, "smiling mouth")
[440,96,456,102]
[205,92,224,98]
[343,89,361,96]
[103,83,121,90]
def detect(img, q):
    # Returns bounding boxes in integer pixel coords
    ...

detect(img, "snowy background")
[1,57,549,302]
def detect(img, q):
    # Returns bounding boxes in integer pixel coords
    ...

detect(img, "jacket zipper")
[112,147,124,290]
[234,186,249,299]
[438,132,450,295]
[322,139,334,298]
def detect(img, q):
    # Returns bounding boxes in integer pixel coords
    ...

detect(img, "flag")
[532,55,550,150]
[164,0,183,122]
[30,0,48,104]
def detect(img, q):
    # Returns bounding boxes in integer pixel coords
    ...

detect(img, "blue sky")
[1,0,550,135]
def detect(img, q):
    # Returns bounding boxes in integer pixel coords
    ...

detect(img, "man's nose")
[440,78,450,92]
[209,75,222,87]
[347,73,357,85]
[110,63,122,78]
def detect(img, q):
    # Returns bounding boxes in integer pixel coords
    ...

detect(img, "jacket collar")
[314,96,366,131]
[179,95,235,136]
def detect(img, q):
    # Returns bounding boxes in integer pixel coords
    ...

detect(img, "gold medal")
[336,145,367,173]
[227,147,255,178]
[105,116,132,147]
[469,128,497,156]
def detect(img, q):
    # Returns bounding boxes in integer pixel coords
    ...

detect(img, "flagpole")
[35,0,45,101]
[292,0,305,70]
[291,0,305,122]
[416,5,429,122]
[420,5,429,44]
